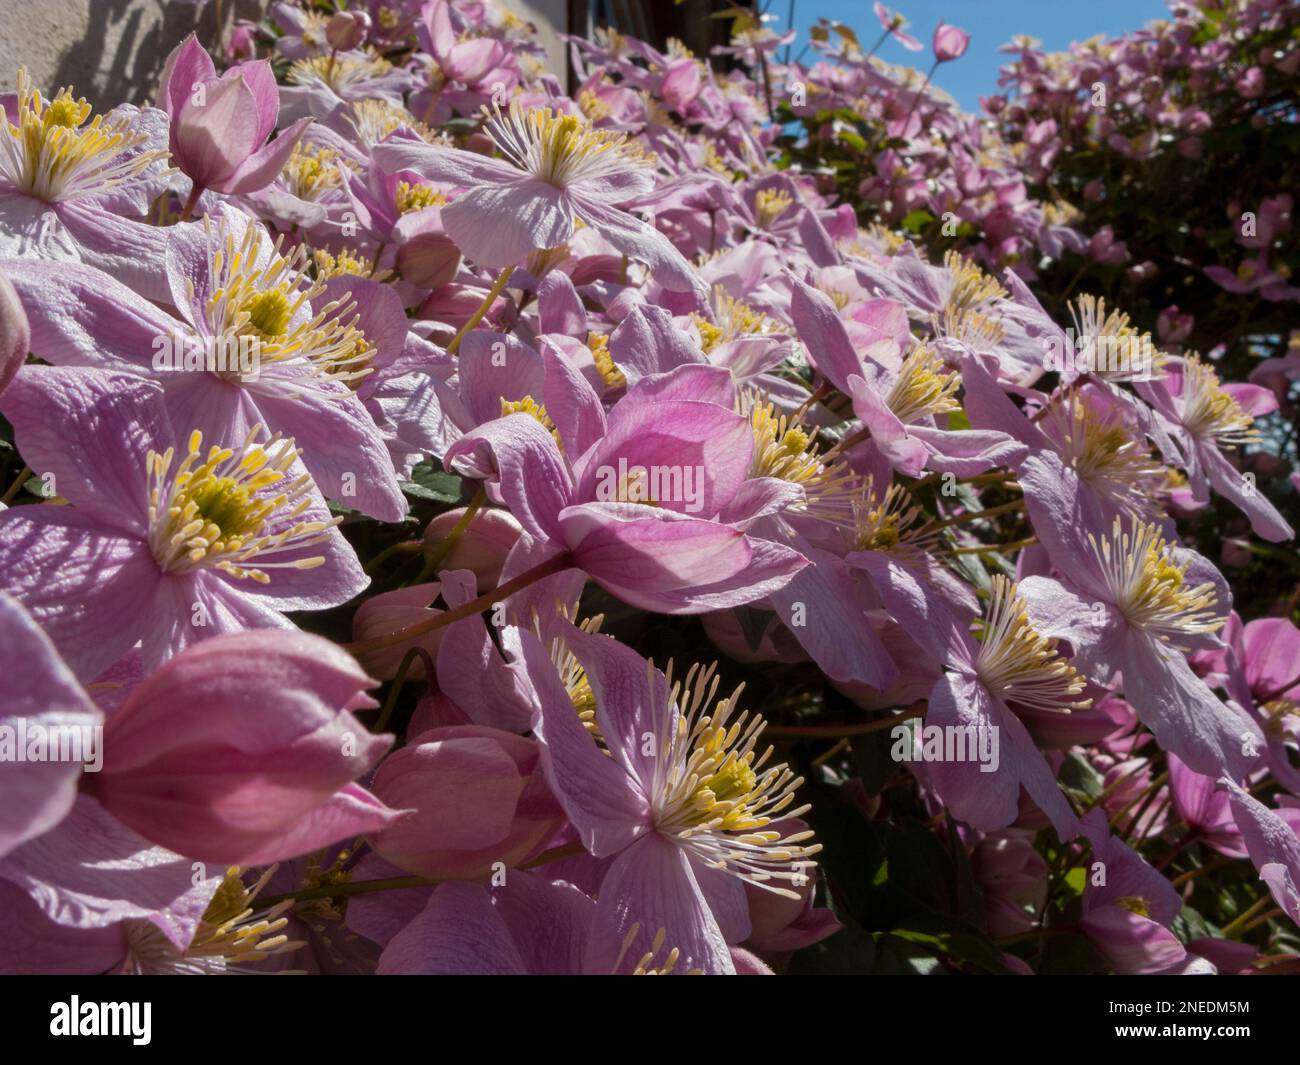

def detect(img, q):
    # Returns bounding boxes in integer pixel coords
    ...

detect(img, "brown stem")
[178,184,204,223]
[344,551,573,656]
[764,700,925,738]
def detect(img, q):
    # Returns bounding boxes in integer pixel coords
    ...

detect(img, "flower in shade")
[372,100,705,295]
[871,570,1085,838]
[0,366,366,680]
[1077,809,1187,974]
[1220,779,1300,926]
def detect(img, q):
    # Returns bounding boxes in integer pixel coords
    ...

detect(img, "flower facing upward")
[199,217,375,392]
[0,70,168,204]
[372,100,706,293]
[146,426,336,583]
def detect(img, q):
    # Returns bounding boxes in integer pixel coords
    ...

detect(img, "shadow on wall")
[12,0,261,110]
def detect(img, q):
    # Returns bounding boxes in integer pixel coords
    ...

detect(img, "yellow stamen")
[1090,517,1222,642]
[2,69,169,203]
[147,426,338,582]
[886,345,961,424]
[974,575,1090,712]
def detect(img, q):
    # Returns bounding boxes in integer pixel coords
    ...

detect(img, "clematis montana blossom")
[0,366,366,679]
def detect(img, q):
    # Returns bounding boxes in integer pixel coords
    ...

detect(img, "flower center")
[288,54,393,93]
[2,69,167,203]
[852,479,929,553]
[974,576,1089,712]
[484,101,645,188]
[1089,517,1222,641]
[587,332,626,389]
[1114,895,1150,918]
[120,867,302,975]
[203,219,374,389]
[754,188,794,229]
[283,142,345,200]
[1041,399,1166,519]
[147,427,338,581]
[1179,355,1259,446]
[649,660,821,894]
[395,180,446,214]
[886,345,961,424]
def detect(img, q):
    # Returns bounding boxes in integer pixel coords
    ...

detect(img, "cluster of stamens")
[1,69,168,202]
[484,101,646,187]
[201,219,375,391]
[121,867,302,975]
[974,576,1090,712]
[146,426,336,582]
[885,344,962,424]
[1089,517,1223,642]
[647,660,820,895]
[1178,354,1260,447]
[1041,398,1166,519]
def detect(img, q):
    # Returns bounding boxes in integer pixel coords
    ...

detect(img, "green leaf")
[401,463,462,503]
[900,209,936,234]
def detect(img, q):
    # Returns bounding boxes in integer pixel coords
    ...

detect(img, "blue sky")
[776,0,1174,108]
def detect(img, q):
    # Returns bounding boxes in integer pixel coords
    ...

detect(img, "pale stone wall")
[0,0,568,109]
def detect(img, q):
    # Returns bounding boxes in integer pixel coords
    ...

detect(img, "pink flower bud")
[932,22,970,63]
[87,631,400,865]
[351,581,449,680]
[421,508,523,592]
[397,228,463,290]
[326,11,371,53]
[157,34,311,196]
[367,726,566,879]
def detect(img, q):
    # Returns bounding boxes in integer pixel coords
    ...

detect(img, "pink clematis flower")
[0,70,173,299]
[2,206,408,522]
[867,570,1084,839]
[520,620,822,973]
[1078,809,1187,974]
[445,360,808,614]
[366,724,566,879]
[1014,466,1263,780]
[1137,356,1293,542]
[873,4,923,52]
[158,35,312,202]
[0,366,367,680]
[1220,779,1300,926]
[372,101,706,296]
